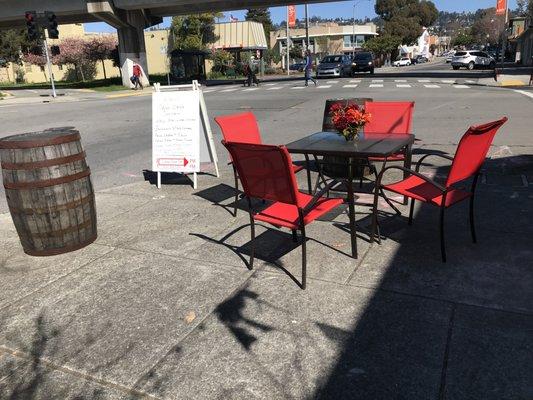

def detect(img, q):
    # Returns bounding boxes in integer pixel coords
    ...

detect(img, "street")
[0,66,531,213]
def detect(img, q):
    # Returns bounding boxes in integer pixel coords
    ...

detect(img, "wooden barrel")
[0,128,97,256]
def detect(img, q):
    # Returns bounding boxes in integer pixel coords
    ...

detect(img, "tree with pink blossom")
[22,47,54,81]
[84,35,117,80]
[54,37,94,81]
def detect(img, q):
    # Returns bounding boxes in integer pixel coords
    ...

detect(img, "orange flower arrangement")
[329,103,372,141]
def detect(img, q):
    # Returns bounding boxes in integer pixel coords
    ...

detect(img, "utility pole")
[286,7,290,75]
[352,4,356,58]
[305,4,310,52]
[43,37,57,98]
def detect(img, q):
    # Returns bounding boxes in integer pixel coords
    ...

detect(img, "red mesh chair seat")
[383,175,472,207]
[368,153,405,162]
[254,192,343,230]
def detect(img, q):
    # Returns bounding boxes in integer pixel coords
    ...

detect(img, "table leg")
[346,158,358,259]
[403,143,413,205]
[304,154,312,194]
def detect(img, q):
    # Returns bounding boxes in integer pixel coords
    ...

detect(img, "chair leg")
[440,206,447,263]
[371,184,381,244]
[301,226,307,290]
[232,166,239,217]
[469,194,477,244]
[248,215,255,269]
[408,198,416,226]
[292,229,298,243]
[380,188,402,216]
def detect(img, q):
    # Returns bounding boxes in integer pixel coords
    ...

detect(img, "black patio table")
[286,131,415,259]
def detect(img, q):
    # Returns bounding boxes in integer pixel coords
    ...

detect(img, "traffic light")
[45,11,59,39]
[25,11,39,41]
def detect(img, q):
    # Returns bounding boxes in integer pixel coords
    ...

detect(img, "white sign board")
[152,90,200,174]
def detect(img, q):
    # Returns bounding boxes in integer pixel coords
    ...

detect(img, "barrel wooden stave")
[0,129,97,256]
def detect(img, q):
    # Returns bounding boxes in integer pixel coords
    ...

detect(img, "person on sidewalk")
[132,63,143,90]
[304,50,317,87]
[246,56,259,87]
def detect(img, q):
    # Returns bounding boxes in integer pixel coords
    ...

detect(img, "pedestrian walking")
[132,63,143,90]
[246,56,259,87]
[304,50,317,87]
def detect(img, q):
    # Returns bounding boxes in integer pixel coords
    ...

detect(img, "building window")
[343,35,367,48]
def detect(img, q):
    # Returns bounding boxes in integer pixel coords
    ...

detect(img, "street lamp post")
[352,0,370,58]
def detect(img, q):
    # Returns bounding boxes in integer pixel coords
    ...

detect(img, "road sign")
[288,5,296,28]
[496,0,507,15]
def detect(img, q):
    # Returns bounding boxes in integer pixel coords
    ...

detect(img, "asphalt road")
[0,67,532,213]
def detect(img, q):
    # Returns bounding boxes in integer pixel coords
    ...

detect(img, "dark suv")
[351,52,375,75]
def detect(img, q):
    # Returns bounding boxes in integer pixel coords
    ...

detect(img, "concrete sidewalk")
[0,144,532,399]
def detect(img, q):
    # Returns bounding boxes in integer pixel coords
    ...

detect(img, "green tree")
[211,49,234,74]
[470,8,505,46]
[289,43,303,60]
[245,8,273,46]
[169,13,221,51]
[0,29,33,82]
[363,34,402,57]
[452,33,475,47]
[375,0,438,44]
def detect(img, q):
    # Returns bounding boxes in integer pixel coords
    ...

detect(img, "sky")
[84,0,519,33]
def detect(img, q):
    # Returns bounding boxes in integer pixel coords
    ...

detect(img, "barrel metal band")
[0,132,80,149]
[8,194,94,215]
[3,169,91,190]
[1,151,86,170]
[23,234,98,257]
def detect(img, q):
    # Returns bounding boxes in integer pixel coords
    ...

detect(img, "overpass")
[1,0,345,86]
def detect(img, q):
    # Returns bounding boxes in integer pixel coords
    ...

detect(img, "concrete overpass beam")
[117,12,149,88]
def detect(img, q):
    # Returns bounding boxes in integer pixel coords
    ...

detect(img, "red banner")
[496,0,507,15]
[288,5,296,28]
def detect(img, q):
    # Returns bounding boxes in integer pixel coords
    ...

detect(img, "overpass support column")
[117,22,149,87]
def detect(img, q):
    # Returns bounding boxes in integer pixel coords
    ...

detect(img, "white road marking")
[453,85,470,89]
[203,89,216,93]
[343,84,358,88]
[466,80,476,83]
[441,80,456,84]
[396,84,411,88]
[326,81,338,84]
[266,86,283,90]
[424,84,441,88]
[372,79,384,82]
[291,86,306,90]
[395,79,407,82]
[317,85,332,89]
[350,79,361,83]
[220,88,238,92]
[243,88,259,91]
[369,84,384,88]
[264,83,277,86]
[418,79,431,83]
[514,90,533,99]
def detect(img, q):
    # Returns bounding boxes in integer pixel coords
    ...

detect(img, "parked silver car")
[316,55,352,78]
[451,50,496,70]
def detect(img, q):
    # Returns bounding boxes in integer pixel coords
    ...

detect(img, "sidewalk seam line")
[438,304,456,400]
[0,346,161,400]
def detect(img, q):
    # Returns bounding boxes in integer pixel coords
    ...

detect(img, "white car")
[393,57,411,67]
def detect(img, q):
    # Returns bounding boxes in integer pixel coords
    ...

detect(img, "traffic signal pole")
[42,37,57,98]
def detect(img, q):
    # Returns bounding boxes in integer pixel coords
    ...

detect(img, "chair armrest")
[377,165,446,192]
[302,179,339,216]
[415,153,453,172]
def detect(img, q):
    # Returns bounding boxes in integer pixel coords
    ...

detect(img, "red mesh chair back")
[222,141,301,206]
[363,101,415,134]
[214,112,262,144]
[446,117,508,187]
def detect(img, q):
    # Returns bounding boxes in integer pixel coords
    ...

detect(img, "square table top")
[285,132,415,158]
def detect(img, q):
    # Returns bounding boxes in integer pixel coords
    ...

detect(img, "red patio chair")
[222,141,344,289]
[370,117,508,262]
[215,112,305,216]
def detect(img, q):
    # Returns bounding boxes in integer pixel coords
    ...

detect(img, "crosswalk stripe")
[220,88,238,92]
[441,80,455,84]
[369,84,383,88]
[264,83,277,86]
[453,85,470,89]
[318,85,332,89]
[396,84,411,88]
[326,81,338,84]
[343,84,358,88]
[395,79,407,82]
[465,80,476,84]
[243,88,259,91]
[291,86,306,90]
[424,84,440,88]
[266,86,283,90]
[418,79,431,83]
[372,79,384,82]
[350,79,361,83]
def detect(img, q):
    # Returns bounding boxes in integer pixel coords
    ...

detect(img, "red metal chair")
[222,141,344,289]
[371,117,508,262]
[215,112,305,216]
